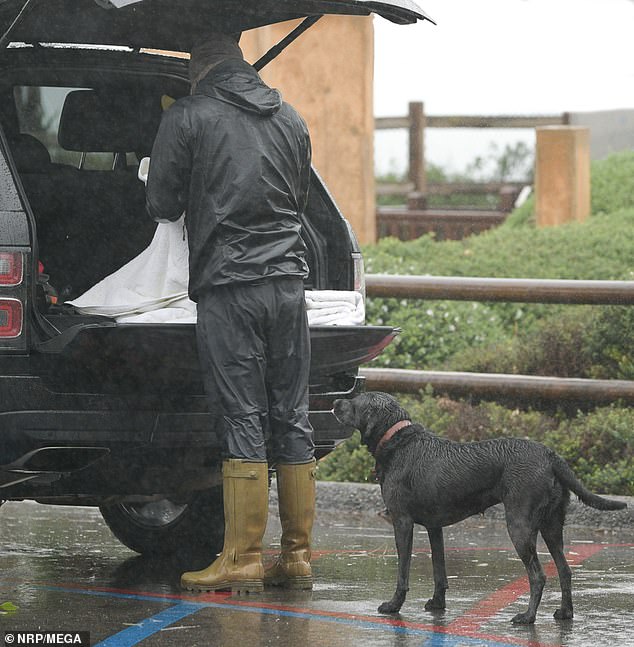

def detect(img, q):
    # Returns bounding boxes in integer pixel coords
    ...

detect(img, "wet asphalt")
[1,488,633,647]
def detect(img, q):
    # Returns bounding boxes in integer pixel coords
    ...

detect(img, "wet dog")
[333,392,627,624]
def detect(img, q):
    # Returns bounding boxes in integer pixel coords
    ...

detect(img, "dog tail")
[553,456,627,511]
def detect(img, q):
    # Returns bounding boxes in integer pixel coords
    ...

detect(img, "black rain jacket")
[146,58,311,301]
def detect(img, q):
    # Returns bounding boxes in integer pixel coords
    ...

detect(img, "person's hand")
[138,157,150,185]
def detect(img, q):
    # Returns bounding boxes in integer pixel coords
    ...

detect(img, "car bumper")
[0,374,362,471]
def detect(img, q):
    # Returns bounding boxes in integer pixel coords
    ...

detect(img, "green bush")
[585,306,634,380]
[365,205,634,374]
[365,207,634,281]
[503,194,535,228]
[543,405,634,494]
[450,305,634,380]
[590,150,634,216]
[369,299,512,369]
[318,431,375,482]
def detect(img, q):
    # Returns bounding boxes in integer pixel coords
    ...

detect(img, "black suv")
[0,0,429,556]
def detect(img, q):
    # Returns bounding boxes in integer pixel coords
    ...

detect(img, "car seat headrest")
[58,89,141,153]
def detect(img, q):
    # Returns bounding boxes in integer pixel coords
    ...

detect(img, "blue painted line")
[93,602,203,647]
[419,634,526,647]
[31,585,527,647]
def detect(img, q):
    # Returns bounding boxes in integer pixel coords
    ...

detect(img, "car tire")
[99,486,224,558]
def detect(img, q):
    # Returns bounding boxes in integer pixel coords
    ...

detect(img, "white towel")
[304,290,365,326]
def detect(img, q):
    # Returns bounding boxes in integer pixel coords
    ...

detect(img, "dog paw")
[554,608,573,621]
[424,598,446,611]
[378,601,401,615]
[511,612,536,625]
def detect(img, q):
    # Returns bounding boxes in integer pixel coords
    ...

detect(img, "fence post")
[407,101,427,210]
[535,126,590,227]
[498,185,518,212]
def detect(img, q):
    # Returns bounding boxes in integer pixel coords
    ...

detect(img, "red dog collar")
[376,420,412,453]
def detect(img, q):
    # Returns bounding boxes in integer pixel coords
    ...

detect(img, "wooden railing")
[375,102,567,201]
[376,208,509,242]
[365,275,634,305]
[375,103,567,240]
[362,274,634,406]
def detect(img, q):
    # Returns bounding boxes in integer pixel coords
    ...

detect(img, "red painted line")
[447,543,605,634]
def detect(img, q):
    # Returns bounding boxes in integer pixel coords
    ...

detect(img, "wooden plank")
[375,116,410,129]
[375,114,565,130]
[366,275,634,304]
[361,368,634,405]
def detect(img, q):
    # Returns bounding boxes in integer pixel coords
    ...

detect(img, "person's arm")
[145,101,192,223]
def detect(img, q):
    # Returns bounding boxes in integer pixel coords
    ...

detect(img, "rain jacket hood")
[196,59,283,117]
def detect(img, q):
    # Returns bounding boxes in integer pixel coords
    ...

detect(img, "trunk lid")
[0,0,433,53]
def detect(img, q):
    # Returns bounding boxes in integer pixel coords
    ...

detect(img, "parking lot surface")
[1,495,633,647]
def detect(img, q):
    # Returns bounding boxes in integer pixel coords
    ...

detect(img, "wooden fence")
[362,274,634,406]
[375,103,568,240]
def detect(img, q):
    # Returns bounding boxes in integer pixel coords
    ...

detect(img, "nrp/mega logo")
[4,633,90,646]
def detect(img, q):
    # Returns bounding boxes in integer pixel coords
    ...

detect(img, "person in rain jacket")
[145,32,316,594]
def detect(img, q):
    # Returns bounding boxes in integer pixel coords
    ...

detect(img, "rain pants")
[145,57,314,462]
[197,278,313,463]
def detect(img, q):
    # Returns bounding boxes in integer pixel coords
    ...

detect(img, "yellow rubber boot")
[264,459,316,590]
[181,460,268,594]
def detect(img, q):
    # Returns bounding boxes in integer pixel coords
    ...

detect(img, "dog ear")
[361,391,396,452]
[359,392,409,452]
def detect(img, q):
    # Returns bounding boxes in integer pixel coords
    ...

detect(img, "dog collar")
[376,419,412,453]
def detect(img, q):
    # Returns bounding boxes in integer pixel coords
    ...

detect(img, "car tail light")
[0,252,23,286]
[352,252,366,300]
[0,298,23,338]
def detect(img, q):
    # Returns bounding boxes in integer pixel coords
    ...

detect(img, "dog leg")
[540,519,573,620]
[506,514,545,624]
[425,526,448,611]
[378,515,414,614]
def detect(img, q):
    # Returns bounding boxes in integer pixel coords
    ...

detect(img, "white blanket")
[68,215,365,326]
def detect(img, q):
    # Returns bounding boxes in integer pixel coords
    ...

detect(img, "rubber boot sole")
[181,579,264,594]
[264,574,313,591]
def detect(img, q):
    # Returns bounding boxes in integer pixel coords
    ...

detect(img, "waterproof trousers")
[196,277,314,463]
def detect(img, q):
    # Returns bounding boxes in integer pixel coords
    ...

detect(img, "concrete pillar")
[535,126,591,227]
[242,17,376,243]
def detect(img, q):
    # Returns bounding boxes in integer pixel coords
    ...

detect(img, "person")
[145,32,316,593]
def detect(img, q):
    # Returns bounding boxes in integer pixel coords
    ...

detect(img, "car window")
[13,86,127,171]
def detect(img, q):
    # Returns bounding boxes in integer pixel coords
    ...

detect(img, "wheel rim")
[120,499,188,528]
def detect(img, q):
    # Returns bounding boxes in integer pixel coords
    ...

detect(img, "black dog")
[333,392,627,624]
